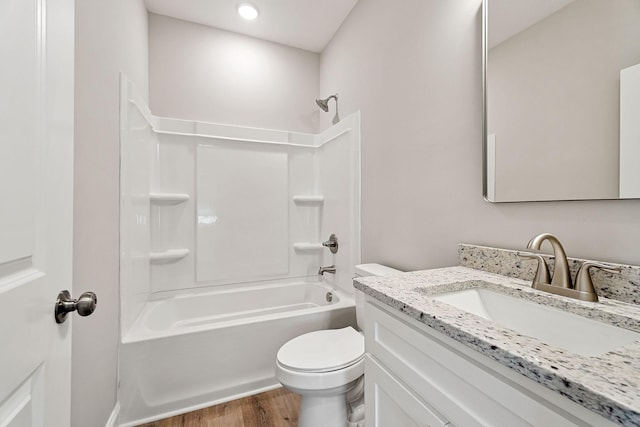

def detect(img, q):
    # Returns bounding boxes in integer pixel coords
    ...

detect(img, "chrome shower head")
[316,98,330,112]
[315,93,340,124]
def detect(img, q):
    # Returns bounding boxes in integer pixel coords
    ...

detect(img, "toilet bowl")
[275,263,402,427]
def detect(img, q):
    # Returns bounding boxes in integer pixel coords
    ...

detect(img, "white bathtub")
[118,280,356,426]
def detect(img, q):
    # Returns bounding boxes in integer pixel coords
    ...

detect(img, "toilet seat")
[276,357,364,393]
[277,327,364,373]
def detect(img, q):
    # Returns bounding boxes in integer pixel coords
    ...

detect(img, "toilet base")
[282,379,362,427]
[298,394,348,427]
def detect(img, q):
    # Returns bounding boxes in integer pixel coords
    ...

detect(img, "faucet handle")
[574,262,621,295]
[322,234,339,254]
[517,251,551,285]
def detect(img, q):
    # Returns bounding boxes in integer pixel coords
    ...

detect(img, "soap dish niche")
[293,195,324,205]
[150,249,190,263]
[150,193,190,205]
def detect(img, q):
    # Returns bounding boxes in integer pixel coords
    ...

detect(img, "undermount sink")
[432,288,640,356]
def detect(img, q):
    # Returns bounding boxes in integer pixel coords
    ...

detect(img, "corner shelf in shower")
[292,195,324,205]
[150,192,190,205]
[149,249,190,263]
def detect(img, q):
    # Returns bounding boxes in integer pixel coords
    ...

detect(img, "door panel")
[0,365,44,427]
[0,0,37,264]
[0,0,74,425]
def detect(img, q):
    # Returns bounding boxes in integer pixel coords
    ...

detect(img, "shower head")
[316,98,330,112]
[315,93,340,124]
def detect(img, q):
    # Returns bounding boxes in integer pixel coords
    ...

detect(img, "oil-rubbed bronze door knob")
[55,290,97,324]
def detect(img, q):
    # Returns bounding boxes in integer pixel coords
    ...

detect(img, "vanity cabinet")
[365,355,451,426]
[363,297,617,427]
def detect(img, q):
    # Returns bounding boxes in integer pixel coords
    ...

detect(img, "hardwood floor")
[136,388,299,427]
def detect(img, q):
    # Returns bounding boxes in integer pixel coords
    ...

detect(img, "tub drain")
[325,292,333,303]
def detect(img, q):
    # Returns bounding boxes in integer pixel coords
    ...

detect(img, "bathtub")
[118,280,356,426]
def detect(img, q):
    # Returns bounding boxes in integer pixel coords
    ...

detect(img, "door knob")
[55,290,97,324]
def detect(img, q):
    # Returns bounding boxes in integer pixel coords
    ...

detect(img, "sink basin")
[432,288,640,356]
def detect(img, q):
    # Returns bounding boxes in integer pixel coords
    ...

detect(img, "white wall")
[149,14,321,133]
[73,0,149,425]
[319,0,640,270]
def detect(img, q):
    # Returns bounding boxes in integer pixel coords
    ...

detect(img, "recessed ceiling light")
[238,3,259,20]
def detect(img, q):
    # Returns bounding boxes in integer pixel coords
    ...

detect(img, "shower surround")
[118,77,361,425]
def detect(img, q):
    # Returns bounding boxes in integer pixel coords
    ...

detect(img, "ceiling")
[488,0,576,48]
[144,0,359,53]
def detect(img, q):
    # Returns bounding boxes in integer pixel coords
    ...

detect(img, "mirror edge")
[482,0,491,202]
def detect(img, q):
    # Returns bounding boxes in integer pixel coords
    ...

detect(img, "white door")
[0,0,76,426]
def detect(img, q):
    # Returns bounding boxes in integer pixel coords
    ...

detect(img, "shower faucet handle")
[322,234,339,254]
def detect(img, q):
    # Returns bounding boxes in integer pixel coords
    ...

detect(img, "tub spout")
[318,265,336,275]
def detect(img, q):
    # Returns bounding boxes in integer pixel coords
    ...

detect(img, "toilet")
[275,263,402,427]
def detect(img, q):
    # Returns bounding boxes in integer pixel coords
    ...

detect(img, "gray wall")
[319,0,640,270]
[73,0,149,425]
[149,14,321,133]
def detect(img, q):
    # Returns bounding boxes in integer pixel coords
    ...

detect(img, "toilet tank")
[354,263,402,330]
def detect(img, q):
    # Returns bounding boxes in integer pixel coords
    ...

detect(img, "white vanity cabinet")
[363,297,618,427]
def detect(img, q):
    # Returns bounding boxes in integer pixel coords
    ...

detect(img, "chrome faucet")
[322,234,339,254]
[318,265,336,275]
[523,233,620,302]
[527,233,571,288]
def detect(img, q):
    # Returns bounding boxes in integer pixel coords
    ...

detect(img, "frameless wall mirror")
[483,0,640,202]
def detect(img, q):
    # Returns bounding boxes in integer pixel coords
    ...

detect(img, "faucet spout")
[526,233,571,288]
[318,265,336,276]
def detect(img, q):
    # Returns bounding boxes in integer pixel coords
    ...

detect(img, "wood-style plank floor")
[136,388,299,427]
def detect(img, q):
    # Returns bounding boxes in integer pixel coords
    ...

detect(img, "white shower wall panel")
[150,136,194,254]
[121,78,360,299]
[149,134,196,294]
[149,135,323,293]
[120,85,154,334]
[196,142,289,283]
[318,114,362,294]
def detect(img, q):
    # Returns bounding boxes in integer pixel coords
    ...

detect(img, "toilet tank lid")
[354,263,402,277]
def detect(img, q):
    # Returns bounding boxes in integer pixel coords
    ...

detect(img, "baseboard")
[105,402,120,427]
[118,384,282,427]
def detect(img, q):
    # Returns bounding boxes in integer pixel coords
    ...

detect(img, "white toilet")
[275,263,402,427]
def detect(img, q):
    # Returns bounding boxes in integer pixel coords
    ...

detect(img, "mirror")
[483,0,640,202]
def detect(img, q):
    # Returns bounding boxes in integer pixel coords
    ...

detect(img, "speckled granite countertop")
[354,266,640,426]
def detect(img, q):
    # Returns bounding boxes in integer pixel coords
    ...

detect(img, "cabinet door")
[365,298,617,427]
[365,355,450,427]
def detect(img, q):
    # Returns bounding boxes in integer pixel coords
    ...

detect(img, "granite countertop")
[354,266,640,426]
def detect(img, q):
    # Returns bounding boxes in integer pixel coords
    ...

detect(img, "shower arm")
[328,94,339,125]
